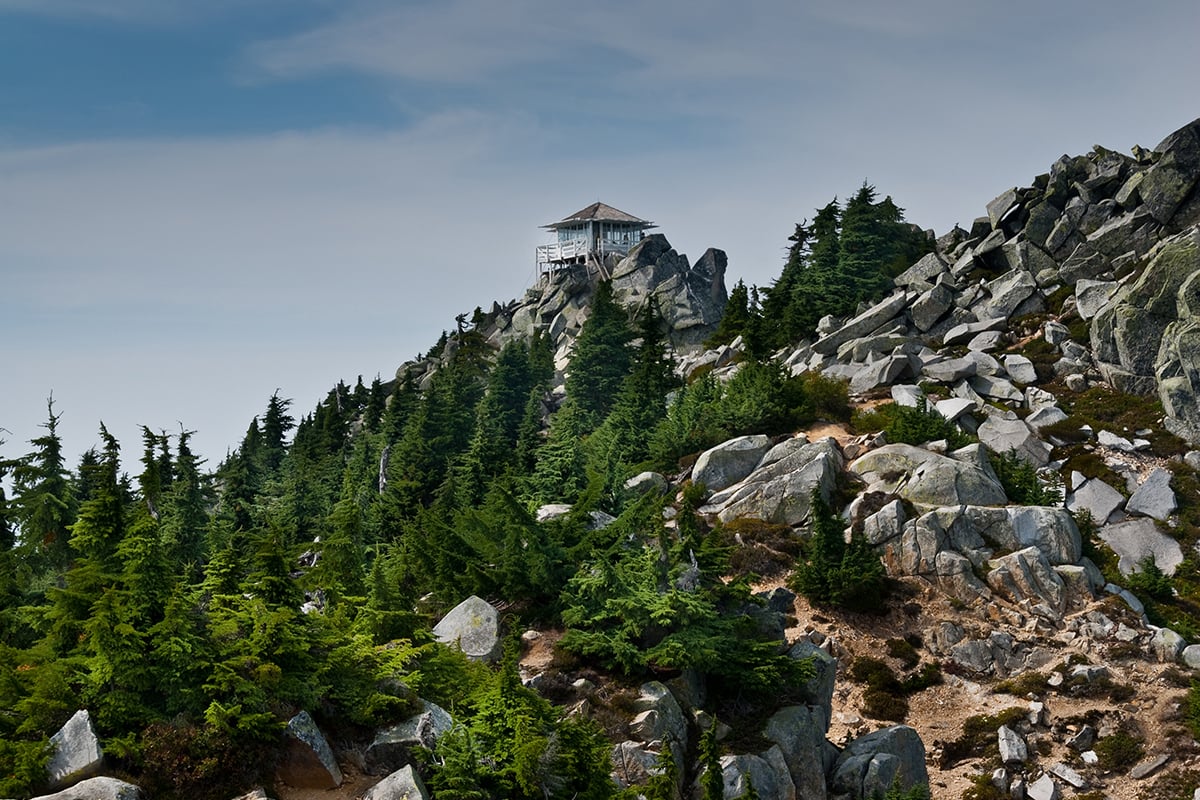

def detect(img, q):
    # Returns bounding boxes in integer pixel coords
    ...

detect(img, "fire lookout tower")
[535,202,655,280]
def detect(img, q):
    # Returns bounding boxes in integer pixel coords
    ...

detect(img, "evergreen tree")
[260,392,295,477]
[364,376,387,434]
[565,281,634,429]
[8,399,76,571]
[707,279,755,347]
[698,722,724,800]
[159,428,209,578]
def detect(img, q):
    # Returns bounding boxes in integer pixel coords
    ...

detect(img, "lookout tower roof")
[542,202,656,230]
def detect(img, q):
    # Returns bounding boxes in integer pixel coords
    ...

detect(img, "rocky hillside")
[14,118,1200,800]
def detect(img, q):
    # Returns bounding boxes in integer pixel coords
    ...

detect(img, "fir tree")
[8,398,76,571]
[565,281,634,429]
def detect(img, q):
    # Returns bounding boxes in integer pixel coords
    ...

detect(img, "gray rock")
[969,374,1025,403]
[987,188,1020,230]
[765,706,828,800]
[830,726,928,800]
[922,356,977,383]
[279,711,342,789]
[812,292,912,356]
[1098,517,1184,576]
[935,397,976,422]
[716,748,794,800]
[988,547,1068,615]
[942,317,1009,347]
[432,595,502,662]
[624,471,669,496]
[863,499,907,546]
[633,682,688,752]
[891,384,925,408]
[979,270,1038,321]
[967,329,1005,353]
[693,435,774,494]
[31,777,142,800]
[1003,354,1039,385]
[1151,627,1186,663]
[998,725,1028,765]
[910,283,955,332]
[1098,429,1136,451]
[361,765,430,800]
[701,438,843,527]
[1046,762,1088,789]
[610,741,660,789]
[787,641,836,728]
[849,354,914,394]
[366,701,453,773]
[1126,467,1177,521]
[1027,406,1069,430]
[1067,725,1097,751]
[894,252,949,288]
[1075,279,1119,320]
[47,710,103,790]
[849,444,1007,509]
[977,416,1052,467]
[1067,477,1126,524]
[1181,644,1200,669]
[1129,754,1170,780]
[1026,773,1060,800]
[1141,119,1200,225]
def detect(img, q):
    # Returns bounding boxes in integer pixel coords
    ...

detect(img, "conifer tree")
[8,399,76,571]
[699,722,724,800]
[565,281,634,429]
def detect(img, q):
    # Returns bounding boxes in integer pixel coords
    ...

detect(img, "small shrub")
[799,370,850,421]
[862,687,909,721]
[939,707,1027,768]
[1094,729,1144,771]
[899,663,942,693]
[1127,556,1175,602]
[1185,679,1200,741]
[875,399,973,449]
[886,638,920,669]
[989,449,1062,505]
[1137,767,1200,800]
[961,772,1006,800]
[993,671,1049,696]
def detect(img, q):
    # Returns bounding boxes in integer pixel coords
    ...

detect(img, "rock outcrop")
[432,595,502,662]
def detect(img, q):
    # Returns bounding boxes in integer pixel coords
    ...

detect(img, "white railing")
[536,238,637,265]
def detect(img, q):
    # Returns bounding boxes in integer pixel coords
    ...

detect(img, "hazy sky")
[2,0,1199,471]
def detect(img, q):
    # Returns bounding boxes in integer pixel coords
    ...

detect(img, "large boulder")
[987,547,1068,616]
[47,710,103,790]
[31,777,142,800]
[361,764,430,800]
[812,292,913,356]
[830,726,928,800]
[700,438,843,526]
[365,701,454,774]
[432,596,502,662]
[1126,467,1178,521]
[1140,118,1200,226]
[278,711,342,789]
[849,444,1007,509]
[765,706,831,800]
[977,417,1052,467]
[1067,477,1126,524]
[1093,228,1198,397]
[1098,518,1184,576]
[631,682,688,754]
[787,640,836,726]
[692,435,774,494]
[1156,231,1200,442]
[716,748,795,800]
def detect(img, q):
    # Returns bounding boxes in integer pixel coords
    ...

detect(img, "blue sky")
[3,0,1199,471]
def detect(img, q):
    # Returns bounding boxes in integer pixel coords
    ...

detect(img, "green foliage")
[758,185,929,348]
[1127,556,1175,602]
[881,781,931,800]
[1094,729,1144,770]
[0,737,50,799]
[1185,679,1200,741]
[792,492,887,612]
[706,279,754,348]
[854,398,972,449]
[938,707,1027,768]
[642,739,681,800]
[566,280,635,430]
[560,497,811,699]
[989,449,1061,505]
[698,722,723,800]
